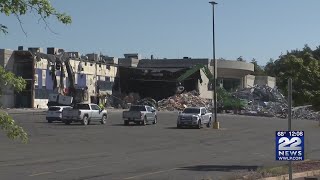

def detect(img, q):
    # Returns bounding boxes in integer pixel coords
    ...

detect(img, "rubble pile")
[231,85,288,118]
[232,85,320,120]
[137,98,158,108]
[157,90,211,111]
[292,105,320,120]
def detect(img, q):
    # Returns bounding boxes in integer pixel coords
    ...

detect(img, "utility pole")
[209,1,219,129]
[288,78,293,180]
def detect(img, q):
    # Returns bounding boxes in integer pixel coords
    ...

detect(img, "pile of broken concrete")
[232,85,320,120]
[157,90,211,111]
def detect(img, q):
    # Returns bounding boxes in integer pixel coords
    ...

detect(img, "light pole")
[209,1,219,129]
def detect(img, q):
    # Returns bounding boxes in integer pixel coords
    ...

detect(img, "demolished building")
[112,56,261,103]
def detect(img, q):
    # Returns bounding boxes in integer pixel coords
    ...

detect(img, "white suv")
[46,106,72,123]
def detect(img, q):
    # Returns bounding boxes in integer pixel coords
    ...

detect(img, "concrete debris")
[228,85,288,118]
[137,98,158,108]
[232,85,320,120]
[292,105,320,120]
[157,90,211,111]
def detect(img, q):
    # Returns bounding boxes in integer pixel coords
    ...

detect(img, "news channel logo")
[276,131,304,161]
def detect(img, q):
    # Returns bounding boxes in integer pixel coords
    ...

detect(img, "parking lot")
[0,110,319,180]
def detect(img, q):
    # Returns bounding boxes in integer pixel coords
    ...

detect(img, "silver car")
[46,106,72,123]
[177,107,212,129]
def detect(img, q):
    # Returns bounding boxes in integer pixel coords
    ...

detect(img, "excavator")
[176,64,214,94]
[30,50,87,107]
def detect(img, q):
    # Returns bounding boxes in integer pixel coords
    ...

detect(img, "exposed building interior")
[13,51,34,108]
[114,67,202,101]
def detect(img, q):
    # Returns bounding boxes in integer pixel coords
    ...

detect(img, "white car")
[61,103,108,125]
[177,107,212,129]
[46,106,72,123]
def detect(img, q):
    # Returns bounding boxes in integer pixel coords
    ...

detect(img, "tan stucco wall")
[33,58,117,105]
[245,75,255,88]
[33,99,48,109]
[0,49,15,108]
[254,76,276,88]
[198,69,213,99]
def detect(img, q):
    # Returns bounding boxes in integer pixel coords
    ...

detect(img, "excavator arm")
[30,51,80,106]
[176,64,214,94]
[177,64,214,82]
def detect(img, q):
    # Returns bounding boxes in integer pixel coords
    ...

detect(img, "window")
[129,105,146,111]
[48,107,60,111]
[74,104,90,110]
[183,108,200,114]
[201,108,206,115]
[91,105,100,110]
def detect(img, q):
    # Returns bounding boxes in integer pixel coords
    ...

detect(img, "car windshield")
[48,107,61,111]
[129,106,146,111]
[182,108,200,114]
[73,104,90,110]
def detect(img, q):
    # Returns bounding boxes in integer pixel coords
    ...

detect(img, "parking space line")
[29,171,53,177]
[29,165,97,177]
[55,165,96,173]
[123,168,177,179]
[0,152,111,167]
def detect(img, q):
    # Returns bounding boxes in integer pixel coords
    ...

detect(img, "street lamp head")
[209,1,218,5]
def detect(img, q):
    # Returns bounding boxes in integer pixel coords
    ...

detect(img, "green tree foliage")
[0,1,71,142]
[0,65,28,143]
[0,112,28,143]
[0,0,72,34]
[264,44,320,108]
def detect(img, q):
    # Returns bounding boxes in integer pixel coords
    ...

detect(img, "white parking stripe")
[29,165,97,177]
[123,168,177,179]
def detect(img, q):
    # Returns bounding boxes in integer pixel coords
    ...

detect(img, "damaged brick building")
[0,47,275,109]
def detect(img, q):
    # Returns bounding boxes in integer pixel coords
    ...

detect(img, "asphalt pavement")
[0,111,319,180]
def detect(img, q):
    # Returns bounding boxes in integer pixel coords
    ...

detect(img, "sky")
[1,0,320,65]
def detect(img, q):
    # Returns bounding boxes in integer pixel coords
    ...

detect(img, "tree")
[264,45,320,107]
[0,1,72,143]
[0,0,72,35]
[0,65,28,143]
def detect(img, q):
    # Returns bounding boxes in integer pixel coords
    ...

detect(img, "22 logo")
[278,137,302,151]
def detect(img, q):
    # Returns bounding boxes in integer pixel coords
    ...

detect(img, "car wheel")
[82,116,88,126]
[65,120,71,125]
[100,115,107,125]
[206,118,212,128]
[153,116,157,124]
[124,120,129,126]
[48,120,53,123]
[177,124,182,129]
[197,120,202,129]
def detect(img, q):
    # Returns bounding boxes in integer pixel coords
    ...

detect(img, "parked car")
[62,103,108,125]
[46,106,72,123]
[177,107,212,129]
[122,105,157,126]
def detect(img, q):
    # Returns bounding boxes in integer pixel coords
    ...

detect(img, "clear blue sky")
[1,0,320,65]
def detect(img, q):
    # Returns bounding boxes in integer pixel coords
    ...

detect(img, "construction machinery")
[30,50,87,107]
[176,64,214,93]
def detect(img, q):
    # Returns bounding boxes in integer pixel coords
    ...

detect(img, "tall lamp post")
[209,1,219,129]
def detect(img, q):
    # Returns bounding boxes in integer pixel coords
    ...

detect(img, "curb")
[257,169,320,180]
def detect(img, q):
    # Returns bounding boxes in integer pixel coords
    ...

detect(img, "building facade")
[0,47,117,109]
[1,48,276,109]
